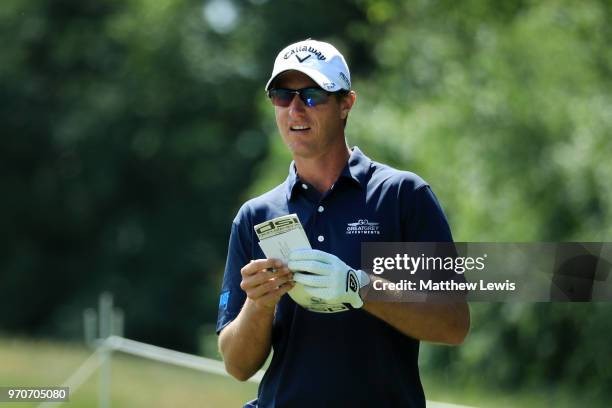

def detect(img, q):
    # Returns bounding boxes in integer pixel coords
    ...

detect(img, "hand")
[240,259,294,311]
[288,249,370,313]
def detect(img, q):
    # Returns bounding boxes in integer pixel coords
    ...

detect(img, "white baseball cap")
[265,39,351,92]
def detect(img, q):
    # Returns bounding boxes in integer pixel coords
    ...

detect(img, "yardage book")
[254,214,311,262]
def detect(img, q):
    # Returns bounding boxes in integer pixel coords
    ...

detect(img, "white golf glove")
[288,249,370,313]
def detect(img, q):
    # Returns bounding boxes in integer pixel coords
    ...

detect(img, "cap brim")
[265,66,344,92]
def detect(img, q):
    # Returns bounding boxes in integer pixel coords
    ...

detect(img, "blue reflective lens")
[268,87,330,107]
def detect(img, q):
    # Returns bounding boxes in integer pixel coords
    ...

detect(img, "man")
[217,39,469,407]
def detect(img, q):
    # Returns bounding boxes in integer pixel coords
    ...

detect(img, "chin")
[288,145,317,159]
[285,138,312,154]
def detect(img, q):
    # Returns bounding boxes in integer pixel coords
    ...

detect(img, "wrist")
[245,298,277,318]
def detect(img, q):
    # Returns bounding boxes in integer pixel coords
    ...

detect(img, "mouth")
[289,125,311,132]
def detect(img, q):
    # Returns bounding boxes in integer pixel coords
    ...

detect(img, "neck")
[293,142,351,194]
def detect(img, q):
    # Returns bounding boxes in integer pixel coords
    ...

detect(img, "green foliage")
[0,0,269,351]
[349,0,612,241]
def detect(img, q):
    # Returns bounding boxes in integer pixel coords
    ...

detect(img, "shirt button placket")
[314,202,325,247]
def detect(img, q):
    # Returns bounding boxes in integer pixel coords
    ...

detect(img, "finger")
[241,258,283,277]
[241,267,292,291]
[247,275,294,299]
[293,272,328,288]
[277,281,295,295]
[256,281,295,306]
[289,249,331,263]
[288,259,331,276]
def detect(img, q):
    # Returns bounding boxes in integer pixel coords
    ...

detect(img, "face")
[271,71,355,159]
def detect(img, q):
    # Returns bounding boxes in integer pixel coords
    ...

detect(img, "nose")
[288,92,306,116]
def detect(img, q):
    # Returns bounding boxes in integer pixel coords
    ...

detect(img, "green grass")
[1,336,607,408]
[0,337,258,407]
[420,362,608,408]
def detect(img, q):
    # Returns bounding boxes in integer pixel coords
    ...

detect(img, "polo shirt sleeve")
[216,205,252,335]
[404,184,453,242]
[405,184,468,297]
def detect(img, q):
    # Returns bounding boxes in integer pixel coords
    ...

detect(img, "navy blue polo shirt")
[217,147,453,408]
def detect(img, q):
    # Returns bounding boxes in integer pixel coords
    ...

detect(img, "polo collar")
[285,146,371,201]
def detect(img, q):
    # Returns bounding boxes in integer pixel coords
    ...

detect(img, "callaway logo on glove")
[288,249,370,313]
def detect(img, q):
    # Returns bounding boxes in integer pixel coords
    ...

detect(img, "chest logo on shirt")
[346,219,380,235]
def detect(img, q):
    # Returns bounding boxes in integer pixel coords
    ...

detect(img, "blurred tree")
[0,0,272,352]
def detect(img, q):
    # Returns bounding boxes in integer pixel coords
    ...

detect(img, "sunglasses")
[267,87,333,108]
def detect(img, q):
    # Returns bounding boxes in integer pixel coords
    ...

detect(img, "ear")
[339,91,356,120]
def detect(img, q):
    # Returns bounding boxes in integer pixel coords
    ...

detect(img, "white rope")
[36,346,109,408]
[104,335,263,383]
[427,402,475,408]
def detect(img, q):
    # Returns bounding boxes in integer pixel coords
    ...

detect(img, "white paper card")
[254,214,311,262]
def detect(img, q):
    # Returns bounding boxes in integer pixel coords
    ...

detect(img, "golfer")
[217,38,470,408]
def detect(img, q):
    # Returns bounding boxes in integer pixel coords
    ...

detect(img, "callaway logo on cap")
[265,39,351,92]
